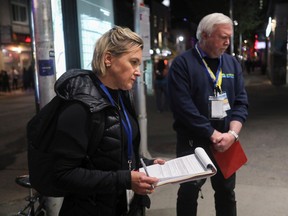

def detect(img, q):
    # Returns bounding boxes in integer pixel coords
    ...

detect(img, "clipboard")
[212,141,247,179]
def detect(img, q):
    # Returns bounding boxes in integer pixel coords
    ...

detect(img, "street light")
[177,35,184,42]
[176,35,185,53]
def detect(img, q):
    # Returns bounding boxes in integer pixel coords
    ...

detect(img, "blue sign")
[38,59,55,76]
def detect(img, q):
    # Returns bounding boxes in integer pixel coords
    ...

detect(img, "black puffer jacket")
[50,69,148,216]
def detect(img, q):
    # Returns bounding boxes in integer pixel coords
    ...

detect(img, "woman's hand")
[153,158,166,165]
[131,171,159,195]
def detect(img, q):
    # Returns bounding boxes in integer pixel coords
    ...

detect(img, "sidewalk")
[1,69,288,215]
[145,69,288,216]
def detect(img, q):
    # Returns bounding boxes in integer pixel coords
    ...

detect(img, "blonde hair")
[91,26,143,76]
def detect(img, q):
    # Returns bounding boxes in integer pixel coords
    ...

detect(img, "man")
[167,13,249,216]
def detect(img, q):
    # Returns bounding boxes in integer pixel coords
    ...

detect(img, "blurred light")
[271,19,276,32]
[237,55,243,60]
[25,36,31,43]
[233,20,238,26]
[156,48,160,54]
[149,49,154,55]
[265,17,272,37]
[178,36,184,42]
[161,49,171,57]
[162,0,170,7]
[254,41,266,50]
[11,46,21,53]
[259,0,263,9]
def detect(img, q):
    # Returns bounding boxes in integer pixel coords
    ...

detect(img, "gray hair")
[91,26,143,76]
[196,13,233,42]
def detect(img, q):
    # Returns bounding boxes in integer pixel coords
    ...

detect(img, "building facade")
[0,0,32,85]
[266,0,288,85]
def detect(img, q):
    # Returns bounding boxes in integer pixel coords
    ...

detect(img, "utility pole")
[31,0,63,215]
[229,0,234,55]
[31,0,56,107]
[133,0,151,158]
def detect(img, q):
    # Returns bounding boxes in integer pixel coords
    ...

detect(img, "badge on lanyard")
[195,44,231,119]
[209,90,231,119]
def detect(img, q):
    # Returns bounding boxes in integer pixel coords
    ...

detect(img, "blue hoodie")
[168,47,248,140]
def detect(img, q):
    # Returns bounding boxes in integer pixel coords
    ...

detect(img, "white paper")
[139,147,217,186]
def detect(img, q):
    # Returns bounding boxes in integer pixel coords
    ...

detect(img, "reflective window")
[77,0,114,69]
[51,0,66,79]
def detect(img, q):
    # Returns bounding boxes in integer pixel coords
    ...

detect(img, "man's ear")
[104,52,112,66]
[201,32,209,40]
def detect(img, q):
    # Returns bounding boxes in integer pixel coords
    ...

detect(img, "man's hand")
[213,132,235,152]
[210,129,223,144]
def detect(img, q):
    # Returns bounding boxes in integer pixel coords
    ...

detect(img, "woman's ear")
[104,52,112,67]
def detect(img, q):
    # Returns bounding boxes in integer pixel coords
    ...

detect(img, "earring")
[105,63,111,68]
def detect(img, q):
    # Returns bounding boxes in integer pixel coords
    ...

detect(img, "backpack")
[27,96,104,197]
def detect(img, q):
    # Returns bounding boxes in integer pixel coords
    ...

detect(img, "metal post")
[133,0,151,158]
[31,0,56,108]
[229,0,234,55]
[31,0,63,215]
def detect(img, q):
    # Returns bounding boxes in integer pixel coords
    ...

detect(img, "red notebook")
[212,141,248,179]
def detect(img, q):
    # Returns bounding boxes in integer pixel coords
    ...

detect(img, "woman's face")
[106,47,142,90]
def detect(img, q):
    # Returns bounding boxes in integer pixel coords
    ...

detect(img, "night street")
[1,69,288,215]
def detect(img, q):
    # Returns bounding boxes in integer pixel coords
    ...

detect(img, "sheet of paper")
[139,148,217,186]
[195,147,217,171]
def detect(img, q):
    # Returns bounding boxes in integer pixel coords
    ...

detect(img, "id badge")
[219,92,231,111]
[209,92,230,119]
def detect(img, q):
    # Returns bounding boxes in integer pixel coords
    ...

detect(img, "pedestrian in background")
[168,13,249,216]
[49,26,165,216]
[11,66,19,90]
[154,59,168,112]
[1,70,11,92]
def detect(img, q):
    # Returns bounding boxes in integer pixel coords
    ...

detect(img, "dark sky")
[170,0,231,24]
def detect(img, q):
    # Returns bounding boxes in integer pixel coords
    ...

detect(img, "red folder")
[212,141,248,179]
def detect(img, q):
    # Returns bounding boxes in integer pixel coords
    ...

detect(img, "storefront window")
[51,0,66,79]
[77,0,114,69]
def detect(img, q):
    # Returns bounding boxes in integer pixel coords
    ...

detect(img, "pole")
[133,0,151,158]
[229,0,234,55]
[31,0,56,108]
[31,0,63,215]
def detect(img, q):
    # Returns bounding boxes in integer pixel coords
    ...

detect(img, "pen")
[140,158,155,189]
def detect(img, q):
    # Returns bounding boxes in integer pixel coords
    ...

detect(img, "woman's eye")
[131,60,138,66]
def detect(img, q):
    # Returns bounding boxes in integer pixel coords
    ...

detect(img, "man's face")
[203,23,233,58]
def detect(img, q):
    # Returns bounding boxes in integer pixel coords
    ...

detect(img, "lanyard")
[98,81,133,170]
[195,44,223,95]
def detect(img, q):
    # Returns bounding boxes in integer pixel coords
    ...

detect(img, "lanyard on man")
[195,44,223,96]
[195,44,230,119]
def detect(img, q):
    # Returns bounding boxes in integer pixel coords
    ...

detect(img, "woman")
[50,26,164,215]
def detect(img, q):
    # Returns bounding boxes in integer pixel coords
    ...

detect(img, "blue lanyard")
[98,81,133,170]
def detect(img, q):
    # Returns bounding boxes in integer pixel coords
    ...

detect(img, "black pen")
[140,158,155,189]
